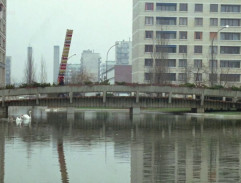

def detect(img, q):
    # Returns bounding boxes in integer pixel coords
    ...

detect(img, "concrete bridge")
[0,85,241,117]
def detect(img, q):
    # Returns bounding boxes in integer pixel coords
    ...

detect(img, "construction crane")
[58,29,73,85]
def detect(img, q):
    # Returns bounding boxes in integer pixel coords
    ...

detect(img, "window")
[220,46,240,54]
[179,17,188,25]
[180,3,188,11]
[194,46,202,53]
[179,59,187,67]
[166,73,176,81]
[194,32,203,40]
[209,60,218,70]
[168,59,176,67]
[220,60,240,68]
[145,73,152,80]
[156,45,176,53]
[209,46,218,54]
[145,45,153,52]
[210,4,218,12]
[221,19,240,26]
[156,3,177,11]
[210,32,218,40]
[145,59,153,66]
[156,31,176,39]
[194,73,202,81]
[210,18,218,26]
[220,33,240,40]
[156,17,176,25]
[179,31,187,39]
[195,18,203,26]
[179,45,187,53]
[209,74,217,82]
[221,5,240,13]
[145,3,154,11]
[145,17,154,25]
[178,73,187,81]
[195,4,203,12]
[145,31,153,39]
[194,59,202,68]
[220,74,240,82]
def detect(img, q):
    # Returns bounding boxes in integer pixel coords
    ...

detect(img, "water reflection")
[1,108,241,182]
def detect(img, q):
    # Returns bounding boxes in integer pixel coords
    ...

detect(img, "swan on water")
[22,111,32,120]
[16,116,23,125]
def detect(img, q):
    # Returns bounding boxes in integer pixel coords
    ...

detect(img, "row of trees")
[146,34,234,87]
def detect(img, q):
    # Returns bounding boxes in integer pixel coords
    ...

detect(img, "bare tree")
[219,66,232,87]
[69,68,94,84]
[39,56,47,83]
[149,30,169,85]
[24,50,36,84]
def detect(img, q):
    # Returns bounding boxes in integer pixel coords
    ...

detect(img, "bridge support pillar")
[136,91,139,103]
[168,92,172,104]
[0,107,8,118]
[191,108,205,113]
[130,107,141,115]
[69,92,73,104]
[103,91,106,103]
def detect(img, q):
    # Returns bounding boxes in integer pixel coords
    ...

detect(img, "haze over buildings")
[6,0,132,83]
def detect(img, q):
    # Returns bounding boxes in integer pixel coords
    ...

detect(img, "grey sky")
[6,0,132,83]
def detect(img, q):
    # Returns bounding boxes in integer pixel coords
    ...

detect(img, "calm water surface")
[0,107,241,183]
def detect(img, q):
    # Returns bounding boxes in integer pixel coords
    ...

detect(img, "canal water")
[0,107,241,183]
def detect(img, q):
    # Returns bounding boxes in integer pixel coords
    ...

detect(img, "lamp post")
[68,54,77,61]
[210,25,229,87]
[105,43,119,80]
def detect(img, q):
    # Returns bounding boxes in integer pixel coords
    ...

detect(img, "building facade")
[106,65,132,84]
[64,64,81,84]
[100,61,116,81]
[53,46,60,84]
[132,0,241,86]
[81,50,101,82]
[5,56,11,85]
[0,1,6,86]
[115,40,132,65]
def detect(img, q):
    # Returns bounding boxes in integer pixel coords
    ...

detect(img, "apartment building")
[81,50,101,82]
[132,0,241,86]
[115,40,132,65]
[5,56,11,85]
[0,0,6,86]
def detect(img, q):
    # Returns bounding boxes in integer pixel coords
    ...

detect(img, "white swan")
[22,111,31,120]
[16,116,23,126]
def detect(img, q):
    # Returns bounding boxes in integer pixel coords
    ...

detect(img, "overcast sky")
[6,0,132,83]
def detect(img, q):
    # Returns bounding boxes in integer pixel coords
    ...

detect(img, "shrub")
[84,81,93,85]
[230,86,241,91]
[179,83,196,88]
[99,79,110,85]
[209,85,224,90]
[115,82,126,85]
[6,85,15,89]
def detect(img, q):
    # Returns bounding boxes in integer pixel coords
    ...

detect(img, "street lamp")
[210,25,229,87]
[105,43,119,80]
[68,54,77,61]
